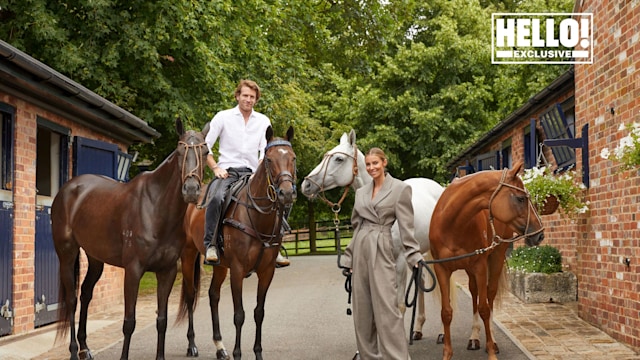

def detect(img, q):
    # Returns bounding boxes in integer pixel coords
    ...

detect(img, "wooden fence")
[283,220,353,255]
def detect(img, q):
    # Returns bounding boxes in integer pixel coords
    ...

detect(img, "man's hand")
[213,167,228,179]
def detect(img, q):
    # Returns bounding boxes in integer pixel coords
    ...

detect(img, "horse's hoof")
[467,339,481,350]
[412,331,423,341]
[186,346,199,357]
[216,349,230,360]
[78,349,94,360]
[494,342,500,354]
[436,333,444,344]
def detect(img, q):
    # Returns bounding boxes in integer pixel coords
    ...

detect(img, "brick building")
[449,1,640,351]
[0,40,159,337]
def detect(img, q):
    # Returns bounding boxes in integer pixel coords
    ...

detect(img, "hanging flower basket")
[522,166,589,219]
[538,194,559,215]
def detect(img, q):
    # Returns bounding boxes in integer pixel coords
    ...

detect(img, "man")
[204,79,290,267]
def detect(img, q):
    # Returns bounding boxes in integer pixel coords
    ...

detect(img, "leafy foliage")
[0,0,575,224]
[508,245,563,274]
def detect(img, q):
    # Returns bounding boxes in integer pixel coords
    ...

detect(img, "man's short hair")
[235,79,261,101]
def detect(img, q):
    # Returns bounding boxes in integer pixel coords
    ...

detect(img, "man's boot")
[205,244,219,263]
[275,252,290,267]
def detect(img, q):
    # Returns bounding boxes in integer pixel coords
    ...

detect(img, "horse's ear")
[510,161,524,178]
[286,126,294,142]
[176,118,185,136]
[339,132,349,145]
[201,122,210,137]
[265,125,274,142]
[348,129,356,146]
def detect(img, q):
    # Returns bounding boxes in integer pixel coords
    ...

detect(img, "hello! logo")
[492,13,593,64]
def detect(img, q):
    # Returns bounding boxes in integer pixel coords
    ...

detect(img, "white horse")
[300,129,453,342]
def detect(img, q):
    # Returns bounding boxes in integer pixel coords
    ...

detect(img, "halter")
[303,143,359,215]
[178,140,208,183]
[486,167,545,247]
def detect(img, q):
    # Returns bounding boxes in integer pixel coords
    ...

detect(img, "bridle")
[178,138,208,184]
[303,143,359,215]
[486,167,545,248]
[247,139,296,215]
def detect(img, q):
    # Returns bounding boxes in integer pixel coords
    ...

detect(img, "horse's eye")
[335,157,344,163]
[516,196,526,204]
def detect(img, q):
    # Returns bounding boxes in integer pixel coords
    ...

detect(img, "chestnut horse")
[429,163,544,360]
[179,126,296,360]
[52,118,209,360]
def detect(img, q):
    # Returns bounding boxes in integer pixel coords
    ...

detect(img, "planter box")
[509,271,577,304]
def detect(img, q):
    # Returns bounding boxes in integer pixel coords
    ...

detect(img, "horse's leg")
[179,247,200,357]
[119,266,144,360]
[253,262,276,360]
[434,264,454,360]
[77,257,104,360]
[485,247,509,355]
[472,260,498,360]
[465,270,481,351]
[154,266,178,360]
[229,264,246,360]
[209,266,229,360]
[57,250,81,360]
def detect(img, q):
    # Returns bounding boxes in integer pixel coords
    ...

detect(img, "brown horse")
[429,162,544,360]
[178,126,296,360]
[414,210,514,350]
[52,118,209,360]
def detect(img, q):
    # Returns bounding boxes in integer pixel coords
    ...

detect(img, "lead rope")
[334,206,353,316]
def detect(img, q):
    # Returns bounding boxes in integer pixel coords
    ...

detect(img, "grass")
[138,271,185,295]
[281,237,351,256]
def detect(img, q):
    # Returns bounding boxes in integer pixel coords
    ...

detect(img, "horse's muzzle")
[182,178,201,203]
[277,186,297,206]
[300,179,319,199]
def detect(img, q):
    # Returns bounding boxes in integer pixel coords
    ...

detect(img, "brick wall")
[2,92,126,335]
[575,0,640,351]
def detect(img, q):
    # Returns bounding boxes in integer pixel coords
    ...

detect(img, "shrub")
[507,245,562,273]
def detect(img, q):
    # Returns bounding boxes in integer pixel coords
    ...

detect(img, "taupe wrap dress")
[340,173,423,360]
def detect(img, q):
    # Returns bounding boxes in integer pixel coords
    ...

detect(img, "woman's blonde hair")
[366,147,387,163]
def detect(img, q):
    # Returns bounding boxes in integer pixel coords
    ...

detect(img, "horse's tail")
[493,260,509,310]
[176,253,201,324]
[55,253,80,343]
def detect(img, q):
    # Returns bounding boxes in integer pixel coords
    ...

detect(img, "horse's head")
[263,126,297,207]
[301,129,360,199]
[175,118,209,203]
[488,162,544,246]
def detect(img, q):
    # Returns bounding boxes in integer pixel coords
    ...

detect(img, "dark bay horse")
[52,118,209,360]
[429,162,544,360]
[179,126,296,360]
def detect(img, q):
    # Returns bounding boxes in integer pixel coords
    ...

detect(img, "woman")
[340,147,423,360]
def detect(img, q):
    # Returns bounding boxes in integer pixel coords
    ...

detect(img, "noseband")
[303,143,359,213]
[178,140,208,183]
[487,168,545,246]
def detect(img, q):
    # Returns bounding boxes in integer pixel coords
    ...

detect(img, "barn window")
[501,138,512,169]
[36,118,69,199]
[539,103,576,170]
[476,151,500,171]
[0,104,14,199]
